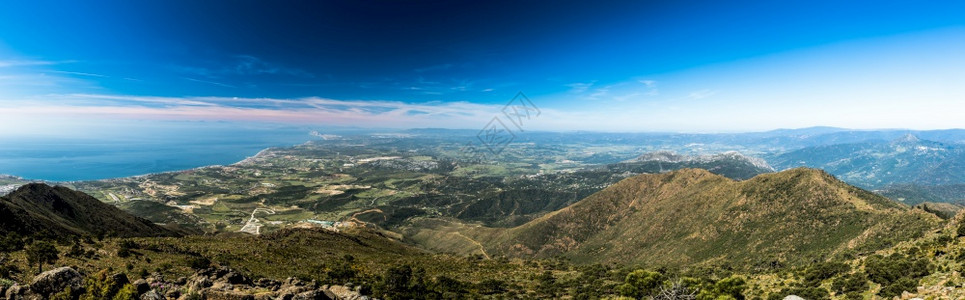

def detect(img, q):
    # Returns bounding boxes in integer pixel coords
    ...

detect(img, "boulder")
[205,289,256,300]
[140,290,164,300]
[28,267,82,297]
[133,279,150,295]
[783,296,805,300]
[186,275,213,293]
[223,271,251,285]
[325,285,366,300]
[293,290,333,300]
[4,283,29,300]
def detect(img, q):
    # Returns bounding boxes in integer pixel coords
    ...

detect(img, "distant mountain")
[876,183,965,205]
[616,150,773,179]
[415,168,940,269]
[398,151,775,228]
[0,183,179,239]
[768,135,965,188]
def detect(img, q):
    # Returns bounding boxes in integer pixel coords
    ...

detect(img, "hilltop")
[0,183,179,239]
[411,168,941,269]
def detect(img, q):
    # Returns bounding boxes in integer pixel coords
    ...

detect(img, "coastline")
[0,141,304,183]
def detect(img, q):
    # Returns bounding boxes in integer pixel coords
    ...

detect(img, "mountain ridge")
[0,183,179,239]
[412,168,941,268]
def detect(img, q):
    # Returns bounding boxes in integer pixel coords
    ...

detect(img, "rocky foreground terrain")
[2,266,369,300]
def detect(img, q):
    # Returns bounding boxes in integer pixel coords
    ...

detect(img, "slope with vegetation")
[410,168,942,270]
[0,183,178,240]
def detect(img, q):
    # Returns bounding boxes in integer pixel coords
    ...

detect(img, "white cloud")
[565,81,595,93]
[0,94,505,130]
[0,60,59,68]
[687,89,717,100]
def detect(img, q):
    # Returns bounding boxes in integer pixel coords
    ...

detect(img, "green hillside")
[0,183,178,239]
[415,168,941,269]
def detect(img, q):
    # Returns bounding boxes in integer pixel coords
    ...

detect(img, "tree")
[619,269,665,299]
[26,241,58,273]
[374,265,433,300]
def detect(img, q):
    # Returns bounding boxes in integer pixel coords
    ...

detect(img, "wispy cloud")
[183,77,237,88]
[0,59,60,68]
[566,81,595,93]
[50,70,108,78]
[176,55,314,79]
[638,79,658,96]
[688,89,717,100]
[0,94,506,128]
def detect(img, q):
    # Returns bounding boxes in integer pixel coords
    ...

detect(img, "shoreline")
[0,141,309,184]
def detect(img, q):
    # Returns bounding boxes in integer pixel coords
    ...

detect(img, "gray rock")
[4,283,28,300]
[293,290,333,300]
[187,275,213,293]
[325,285,366,300]
[783,296,805,300]
[224,272,251,285]
[140,290,164,300]
[205,289,255,300]
[28,267,82,297]
[133,279,150,295]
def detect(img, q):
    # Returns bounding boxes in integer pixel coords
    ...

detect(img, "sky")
[1,0,964,133]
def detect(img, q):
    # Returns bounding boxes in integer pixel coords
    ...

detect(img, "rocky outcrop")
[28,267,83,297]
[1,265,370,300]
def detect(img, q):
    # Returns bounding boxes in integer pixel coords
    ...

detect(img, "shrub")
[476,279,507,295]
[187,257,210,270]
[619,269,664,299]
[831,272,868,296]
[878,277,918,298]
[803,262,849,285]
[0,232,24,252]
[697,275,746,300]
[865,253,931,286]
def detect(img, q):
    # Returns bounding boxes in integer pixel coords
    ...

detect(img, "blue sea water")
[0,122,330,182]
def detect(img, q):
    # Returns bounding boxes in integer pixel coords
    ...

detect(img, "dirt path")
[239,208,276,235]
[453,232,490,259]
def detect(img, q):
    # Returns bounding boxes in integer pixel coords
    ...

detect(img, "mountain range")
[768,134,965,189]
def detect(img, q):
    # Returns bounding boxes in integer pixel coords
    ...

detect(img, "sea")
[0,122,352,182]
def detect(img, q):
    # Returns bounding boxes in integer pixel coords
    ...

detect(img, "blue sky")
[1,0,964,133]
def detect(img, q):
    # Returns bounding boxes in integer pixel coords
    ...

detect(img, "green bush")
[112,284,138,300]
[80,270,128,300]
[0,232,24,252]
[878,277,918,298]
[803,262,849,285]
[187,257,210,270]
[865,253,931,286]
[476,279,506,295]
[831,272,868,296]
[697,275,746,300]
[619,269,664,299]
